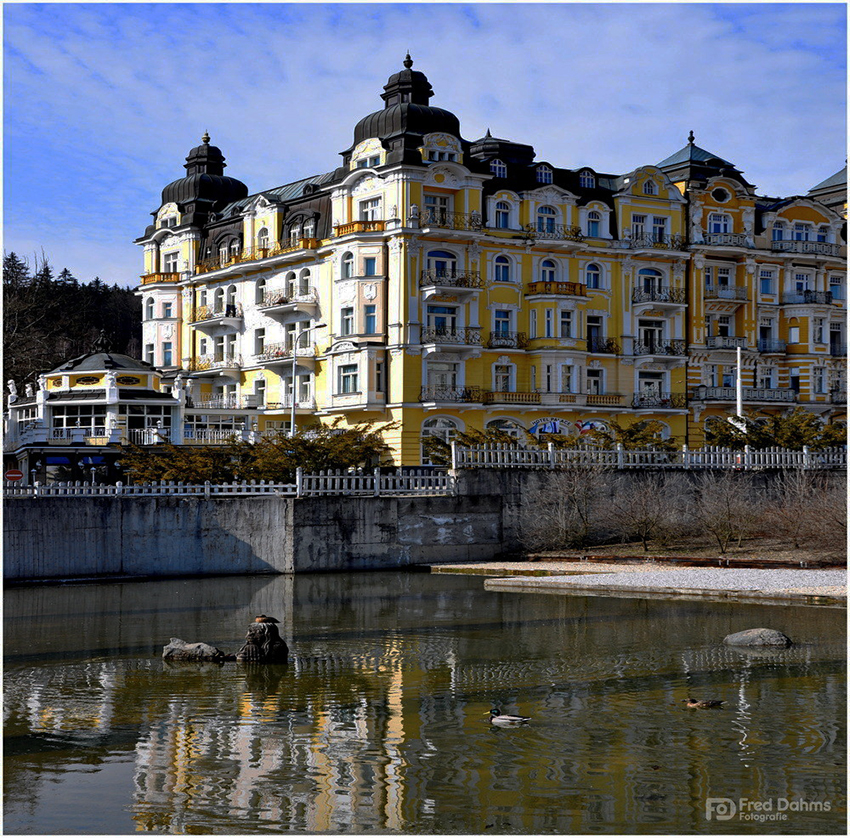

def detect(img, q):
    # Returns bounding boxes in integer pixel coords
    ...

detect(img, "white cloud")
[4,3,846,286]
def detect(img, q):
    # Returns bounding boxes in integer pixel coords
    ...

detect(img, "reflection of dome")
[350,54,461,148]
[160,132,248,210]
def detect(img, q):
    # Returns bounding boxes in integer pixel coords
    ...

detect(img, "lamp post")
[289,323,324,438]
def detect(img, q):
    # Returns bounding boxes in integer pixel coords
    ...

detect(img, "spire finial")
[403,52,413,69]
[202,130,210,144]
[688,130,695,145]
[485,128,492,138]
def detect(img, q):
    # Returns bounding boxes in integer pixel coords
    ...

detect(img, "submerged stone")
[723,628,793,647]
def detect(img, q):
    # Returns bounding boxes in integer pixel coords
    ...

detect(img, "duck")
[254,615,280,624]
[487,708,531,725]
[684,698,724,709]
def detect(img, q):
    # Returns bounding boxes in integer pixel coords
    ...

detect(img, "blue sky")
[3,2,847,287]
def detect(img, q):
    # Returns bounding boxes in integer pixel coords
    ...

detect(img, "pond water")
[3,571,846,834]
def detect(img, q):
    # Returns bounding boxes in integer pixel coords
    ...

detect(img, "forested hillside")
[3,252,142,388]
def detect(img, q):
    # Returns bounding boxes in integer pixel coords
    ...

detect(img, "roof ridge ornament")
[403,52,413,69]
[688,130,695,145]
[202,130,211,144]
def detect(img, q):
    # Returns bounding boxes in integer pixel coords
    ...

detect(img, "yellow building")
[132,56,846,465]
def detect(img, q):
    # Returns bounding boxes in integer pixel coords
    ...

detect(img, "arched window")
[299,269,311,295]
[587,210,601,238]
[772,221,786,242]
[495,201,511,229]
[426,249,457,279]
[579,170,595,189]
[541,259,557,283]
[421,417,460,464]
[490,159,507,178]
[536,165,553,184]
[145,298,155,320]
[214,287,225,312]
[638,268,663,293]
[257,228,269,250]
[585,263,602,290]
[218,243,229,264]
[341,252,354,278]
[536,205,557,234]
[256,278,266,305]
[288,223,301,246]
[494,255,512,283]
[303,218,315,239]
[485,418,525,441]
[643,180,658,195]
[285,271,297,297]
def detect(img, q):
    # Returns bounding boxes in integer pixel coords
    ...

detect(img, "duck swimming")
[487,708,531,725]
[684,698,724,709]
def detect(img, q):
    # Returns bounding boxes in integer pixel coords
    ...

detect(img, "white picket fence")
[451,442,847,470]
[3,468,454,498]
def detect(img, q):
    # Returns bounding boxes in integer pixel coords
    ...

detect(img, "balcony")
[758,339,787,353]
[483,391,542,405]
[632,340,687,357]
[620,233,687,251]
[525,281,587,297]
[182,428,243,445]
[186,354,242,375]
[188,396,258,410]
[419,386,483,403]
[587,337,620,354]
[771,240,842,257]
[586,393,625,407]
[830,388,847,405]
[140,272,180,286]
[706,336,748,350]
[781,290,833,305]
[701,232,750,248]
[830,343,847,357]
[704,285,748,302]
[419,270,486,299]
[416,209,483,232]
[255,342,317,366]
[190,303,243,327]
[632,286,687,305]
[257,287,319,315]
[691,385,796,403]
[485,331,529,350]
[262,395,317,411]
[333,220,386,236]
[420,327,482,347]
[526,223,585,243]
[194,241,317,276]
[632,392,687,409]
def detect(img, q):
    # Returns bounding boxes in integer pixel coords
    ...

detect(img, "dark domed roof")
[160,132,248,210]
[49,352,156,375]
[350,55,462,148]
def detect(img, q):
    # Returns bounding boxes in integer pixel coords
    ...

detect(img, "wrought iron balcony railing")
[526,223,585,242]
[701,232,750,247]
[486,331,529,350]
[706,336,748,350]
[194,241,317,275]
[525,281,587,296]
[692,386,796,403]
[758,339,787,353]
[255,342,315,362]
[622,233,687,251]
[586,337,621,354]
[417,208,483,231]
[830,343,847,357]
[258,287,319,308]
[632,392,687,408]
[830,388,847,404]
[781,290,833,305]
[704,284,748,301]
[419,269,486,289]
[420,327,482,346]
[632,340,687,356]
[419,386,483,402]
[771,240,842,256]
[187,354,242,372]
[632,286,687,304]
[190,303,243,323]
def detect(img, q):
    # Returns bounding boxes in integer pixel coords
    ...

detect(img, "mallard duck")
[684,698,724,709]
[487,708,531,725]
[254,615,280,624]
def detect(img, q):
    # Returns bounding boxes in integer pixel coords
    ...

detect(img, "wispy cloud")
[4,3,846,285]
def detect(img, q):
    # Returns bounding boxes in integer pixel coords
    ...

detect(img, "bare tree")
[518,465,611,551]
[764,468,820,550]
[688,471,762,553]
[804,472,848,559]
[608,472,689,552]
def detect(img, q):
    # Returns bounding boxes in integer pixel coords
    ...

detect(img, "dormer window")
[536,165,553,184]
[494,201,511,229]
[587,211,601,238]
[303,219,315,239]
[257,228,269,250]
[490,159,507,178]
[643,180,658,195]
[579,171,595,189]
[772,221,786,242]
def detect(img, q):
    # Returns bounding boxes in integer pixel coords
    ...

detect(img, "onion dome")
[348,55,461,161]
[160,133,248,212]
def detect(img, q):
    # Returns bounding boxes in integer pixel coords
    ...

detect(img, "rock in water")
[236,621,289,664]
[723,628,793,647]
[163,638,228,661]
